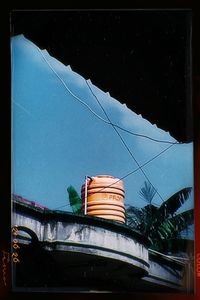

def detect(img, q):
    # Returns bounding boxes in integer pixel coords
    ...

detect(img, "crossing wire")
[33,42,179,145]
[53,142,175,210]
[30,41,181,204]
[86,80,165,203]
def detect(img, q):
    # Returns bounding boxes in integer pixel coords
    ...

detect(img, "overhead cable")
[87,81,165,203]
[34,43,179,145]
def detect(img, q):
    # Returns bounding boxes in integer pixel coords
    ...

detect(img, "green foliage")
[67,185,82,214]
[139,181,157,204]
[126,184,193,253]
[158,187,192,217]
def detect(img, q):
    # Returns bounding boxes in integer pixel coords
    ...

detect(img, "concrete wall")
[12,199,187,292]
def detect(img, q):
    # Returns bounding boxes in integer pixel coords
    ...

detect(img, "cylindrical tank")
[81,175,125,224]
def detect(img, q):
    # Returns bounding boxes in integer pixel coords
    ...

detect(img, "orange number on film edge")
[12,226,19,237]
[12,225,18,232]
[12,251,20,263]
[13,243,20,250]
[12,225,20,263]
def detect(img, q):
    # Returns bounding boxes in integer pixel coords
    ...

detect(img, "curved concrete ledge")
[12,197,190,292]
[13,199,149,275]
[141,250,185,292]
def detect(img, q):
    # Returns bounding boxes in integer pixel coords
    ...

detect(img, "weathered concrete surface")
[13,198,149,275]
[141,250,185,292]
[12,197,188,292]
[43,222,149,272]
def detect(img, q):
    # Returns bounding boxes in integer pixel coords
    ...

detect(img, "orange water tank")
[81,175,125,224]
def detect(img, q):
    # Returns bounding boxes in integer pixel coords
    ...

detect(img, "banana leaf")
[67,185,82,213]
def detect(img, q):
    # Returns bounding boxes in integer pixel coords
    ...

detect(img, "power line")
[88,143,175,195]
[86,80,165,203]
[34,41,171,202]
[54,143,175,210]
[15,40,189,211]
[23,40,177,210]
[85,81,179,145]
[33,42,179,145]
[54,203,71,210]
[121,144,175,181]
[107,122,179,144]
[149,249,188,265]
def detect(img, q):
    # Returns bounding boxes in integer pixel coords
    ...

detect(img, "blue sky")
[11,35,193,214]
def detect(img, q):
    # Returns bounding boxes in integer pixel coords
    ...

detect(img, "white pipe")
[84,176,88,215]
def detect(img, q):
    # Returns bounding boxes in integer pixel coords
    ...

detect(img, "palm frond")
[139,181,157,204]
[159,187,192,217]
[168,209,194,232]
[126,186,193,253]
[126,206,143,228]
[157,219,177,240]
